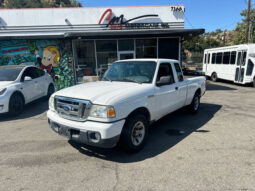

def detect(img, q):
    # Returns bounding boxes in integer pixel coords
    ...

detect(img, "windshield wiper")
[121,78,142,84]
[102,77,112,82]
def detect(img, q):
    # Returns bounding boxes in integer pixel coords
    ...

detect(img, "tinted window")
[223,52,230,64]
[103,61,156,83]
[96,40,117,77]
[156,63,175,84]
[237,52,242,66]
[76,40,97,82]
[246,59,254,76]
[174,63,184,82]
[0,68,23,81]
[21,67,39,81]
[204,54,207,64]
[212,53,216,64]
[230,51,236,65]
[118,39,134,51]
[37,68,45,77]
[216,52,223,64]
[242,51,247,66]
[136,39,157,58]
[235,68,239,81]
[158,38,179,60]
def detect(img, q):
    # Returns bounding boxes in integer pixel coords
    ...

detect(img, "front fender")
[115,97,151,120]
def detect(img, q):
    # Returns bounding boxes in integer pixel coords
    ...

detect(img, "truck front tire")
[119,114,149,152]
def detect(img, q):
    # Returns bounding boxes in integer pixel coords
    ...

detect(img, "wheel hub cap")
[131,121,145,146]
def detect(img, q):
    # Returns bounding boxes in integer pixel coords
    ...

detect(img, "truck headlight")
[89,105,116,118]
[0,88,7,96]
[49,96,55,111]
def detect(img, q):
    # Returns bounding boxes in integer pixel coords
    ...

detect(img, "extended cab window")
[156,63,175,84]
[174,63,184,82]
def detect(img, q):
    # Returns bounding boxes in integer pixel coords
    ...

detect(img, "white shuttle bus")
[203,44,255,87]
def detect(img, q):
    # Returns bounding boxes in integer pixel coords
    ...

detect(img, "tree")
[182,32,221,64]
[3,0,82,8]
[0,0,4,7]
[233,8,255,44]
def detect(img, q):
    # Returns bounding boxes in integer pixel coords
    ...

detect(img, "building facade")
[0,5,204,89]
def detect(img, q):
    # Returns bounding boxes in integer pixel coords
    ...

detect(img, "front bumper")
[0,95,9,114]
[47,110,125,148]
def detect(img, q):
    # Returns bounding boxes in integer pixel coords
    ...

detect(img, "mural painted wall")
[0,39,75,90]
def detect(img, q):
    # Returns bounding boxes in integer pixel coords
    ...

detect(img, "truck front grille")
[54,96,92,122]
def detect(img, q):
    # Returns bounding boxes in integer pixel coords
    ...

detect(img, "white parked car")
[0,65,55,116]
[47,59,206,152]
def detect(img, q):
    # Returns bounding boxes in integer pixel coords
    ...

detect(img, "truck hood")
[54,81,152,105]
[0,81,14,89]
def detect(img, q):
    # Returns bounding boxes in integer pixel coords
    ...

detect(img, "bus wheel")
[211,72,218,82]
[253,77,255,88]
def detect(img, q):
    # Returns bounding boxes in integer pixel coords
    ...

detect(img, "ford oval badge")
[61,105,71,112]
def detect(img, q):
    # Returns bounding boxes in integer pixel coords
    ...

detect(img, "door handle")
[175,87,179,91]
[148,95,155,98]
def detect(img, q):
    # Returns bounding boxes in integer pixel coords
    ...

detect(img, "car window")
[21,67,39,81]
[37,68,45,77]
[0,68,23,81]
[156,63,175,84]
[173,63,184,82]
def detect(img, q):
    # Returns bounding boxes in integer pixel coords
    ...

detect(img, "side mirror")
[24,76,32,81]
[156,76,172,86]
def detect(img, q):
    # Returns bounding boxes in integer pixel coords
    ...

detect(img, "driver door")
[154,62,179,119]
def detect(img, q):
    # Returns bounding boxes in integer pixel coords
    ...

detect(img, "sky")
[79,0,248,32]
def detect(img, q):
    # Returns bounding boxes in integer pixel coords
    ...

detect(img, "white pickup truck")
[47,59,206,152]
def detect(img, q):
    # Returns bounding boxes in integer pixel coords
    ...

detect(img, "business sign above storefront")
[0,5,184,38]
[98,8,172,29]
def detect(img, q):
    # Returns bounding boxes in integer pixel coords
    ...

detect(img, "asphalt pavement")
[0,80,254,191]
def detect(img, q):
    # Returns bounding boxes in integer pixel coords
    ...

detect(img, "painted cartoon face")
[42,49,55,67]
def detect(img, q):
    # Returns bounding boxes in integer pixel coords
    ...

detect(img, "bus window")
[208,54,211,64]
[246,59,254,76]
[212,53,216,64]
[203,54,207,64]
[237,52,242,66]
[230,51,236,65]
[242,51,247,66]
[223,52,230,64]
[216,52,223,64]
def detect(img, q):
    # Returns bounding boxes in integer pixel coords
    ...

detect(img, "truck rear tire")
[119,114,148,152]
[211,72,218,82]
[188,92,200,114]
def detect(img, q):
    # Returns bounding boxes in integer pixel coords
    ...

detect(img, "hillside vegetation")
[183,8,255,65]
[0,0,82,8]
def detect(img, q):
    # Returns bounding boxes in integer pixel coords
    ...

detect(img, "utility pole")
[245,0,251,43]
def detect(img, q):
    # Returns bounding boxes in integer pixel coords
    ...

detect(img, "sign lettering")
[98,9,171,29]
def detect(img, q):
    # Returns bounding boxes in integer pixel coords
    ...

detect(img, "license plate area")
[58,126,71,138]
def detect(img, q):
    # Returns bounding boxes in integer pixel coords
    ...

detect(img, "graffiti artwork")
[0,40,75,90]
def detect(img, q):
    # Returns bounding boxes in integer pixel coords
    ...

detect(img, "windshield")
[0,68,23,81]
[102,61,156,83]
